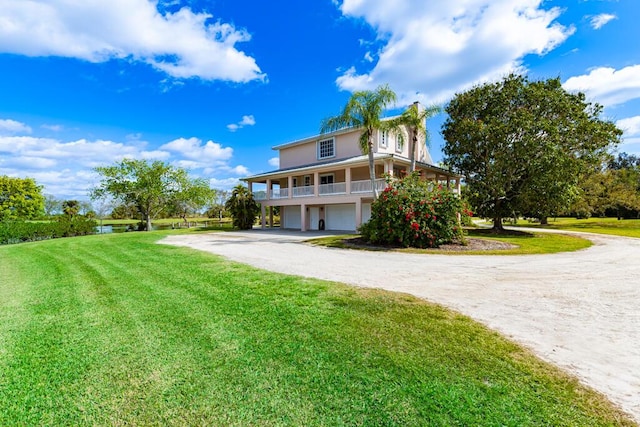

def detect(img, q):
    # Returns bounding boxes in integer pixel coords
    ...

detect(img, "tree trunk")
[410,129,417,172]
[368,136,378,200]
[492,217,504,232]
[146,215,153,231]
[540,216,548,225]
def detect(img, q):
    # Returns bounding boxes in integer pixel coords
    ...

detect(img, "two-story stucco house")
[244,115,461,232]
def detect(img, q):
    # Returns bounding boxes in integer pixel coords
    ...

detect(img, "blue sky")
[1,0,639,200]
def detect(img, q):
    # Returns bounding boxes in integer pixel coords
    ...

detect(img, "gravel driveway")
[160,229,640,423]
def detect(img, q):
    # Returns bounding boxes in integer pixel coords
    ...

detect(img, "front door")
[309,207,320,230]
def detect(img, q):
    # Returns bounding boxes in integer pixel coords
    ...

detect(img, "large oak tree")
[0,176,45,220]
[91,159,214,231]
[442,74,622,230]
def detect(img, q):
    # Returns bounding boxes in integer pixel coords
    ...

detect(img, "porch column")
[260,204,266,229]
[345,167,352,194]
[288,176,293,199]
[456,178,461,195]
[248,181,253,193]
[355,198,362,230]
[384,159,392,176]
[266,179,271,200]
[269,206,274,228]
[314,171,319,196]
[300,204,307,231]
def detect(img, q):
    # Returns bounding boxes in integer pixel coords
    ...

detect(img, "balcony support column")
[314,172,319,197]
[355,198,362,230]
[300,204,307,231]
[266,179,271,200]
[346,167,352,195]
[269,206,274,228]
[260,204,266,229]
[288,176,293,199]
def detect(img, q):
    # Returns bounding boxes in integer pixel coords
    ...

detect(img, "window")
[318,138,335,159]
[396,132,405,153]
[304,175,311,186]
[379,130,388,148]
[320,174,334,185]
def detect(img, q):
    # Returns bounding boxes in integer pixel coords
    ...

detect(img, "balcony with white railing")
[272,188,288,199]
[293,185,314,197]
[350,178,387,194]
[319,182,346,196]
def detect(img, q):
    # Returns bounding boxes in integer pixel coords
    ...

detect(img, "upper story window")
[379,130,388,148]
[396,132,405,153]
[317,137,335,160]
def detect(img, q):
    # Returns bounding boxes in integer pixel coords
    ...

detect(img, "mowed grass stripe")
[0,232,634,426]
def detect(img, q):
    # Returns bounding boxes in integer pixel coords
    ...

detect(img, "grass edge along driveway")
[0,231,635,426]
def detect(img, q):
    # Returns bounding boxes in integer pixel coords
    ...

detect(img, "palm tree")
[225,184,260,230]
[320,85,397,199]
[390,102,442,172]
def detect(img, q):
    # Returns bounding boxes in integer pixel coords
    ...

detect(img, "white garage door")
[362,203,372,224]
[282,206,301,229]
[326,204,356,231]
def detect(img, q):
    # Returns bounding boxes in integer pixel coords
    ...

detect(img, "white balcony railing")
[272,188,288,199]
[293,185,314,197]
[319,182,346,195]
[350,179,387,193]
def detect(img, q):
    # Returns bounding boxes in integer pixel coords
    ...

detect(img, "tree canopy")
[91,159,214,230]
[0,176,45,220]
[320,84,397,199]
[388,102,441,171]
[442,74,622,229]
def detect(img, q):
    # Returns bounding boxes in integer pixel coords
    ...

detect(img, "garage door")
[362,203,372,224]
[326,204,356,231]
[282,206,301,229]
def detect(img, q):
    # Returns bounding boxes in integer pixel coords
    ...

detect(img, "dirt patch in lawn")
[339,237,517,252]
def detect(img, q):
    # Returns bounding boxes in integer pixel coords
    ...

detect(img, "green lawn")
[512,217,640,238]
[0,232,633,426]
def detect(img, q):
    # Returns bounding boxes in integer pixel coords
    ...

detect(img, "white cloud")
[0,0,265,82]
[227,114,256,132]
[589,13,617,30]
[159,137,233,164]
[617,116,640,137]
[0,119,32,135]
[41,124,63,132]
[208,177,242,190]
[0,119,246,198]
[563,65,640,106]
[335,0,574,105]
[268,157,280,168]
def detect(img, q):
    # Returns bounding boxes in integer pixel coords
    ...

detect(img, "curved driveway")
[161,229,640,423]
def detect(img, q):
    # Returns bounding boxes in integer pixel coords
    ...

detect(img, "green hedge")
[0,217,97,245]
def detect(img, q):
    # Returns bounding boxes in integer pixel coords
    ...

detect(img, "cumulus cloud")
[334,0,574,105]
[0,0,265,82]
[41,124,64,132]
[0,119,32,135]
[0,118,247,199]
[227,115,256,132]
[563,65,640,106]
[159,137,233,165]
[268,157,280,168]
[617,116,640,138]
[208,177,242,190]
[589,13,617,30]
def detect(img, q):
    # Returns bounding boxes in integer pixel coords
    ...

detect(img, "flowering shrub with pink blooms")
[359,172,466,248]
